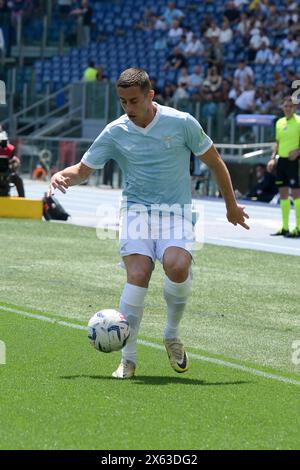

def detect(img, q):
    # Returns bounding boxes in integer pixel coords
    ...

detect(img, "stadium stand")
[0,0,299,118]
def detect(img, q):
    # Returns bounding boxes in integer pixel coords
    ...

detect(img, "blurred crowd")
[1,0,300,117]
[135,0,300,116]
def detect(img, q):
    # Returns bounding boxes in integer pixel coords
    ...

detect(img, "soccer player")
[268,96,300,238]
[48,68,249,379]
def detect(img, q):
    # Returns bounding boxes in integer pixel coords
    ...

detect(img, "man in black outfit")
[246,164,277,203]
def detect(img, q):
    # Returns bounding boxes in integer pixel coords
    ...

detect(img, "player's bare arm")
[47,162,95,196]
[198,145,250,230]
[267,142,279,171]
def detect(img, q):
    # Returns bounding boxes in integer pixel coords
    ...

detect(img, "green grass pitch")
[0,219,300,449]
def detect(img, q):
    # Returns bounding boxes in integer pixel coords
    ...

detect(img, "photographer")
[0,131,25,197]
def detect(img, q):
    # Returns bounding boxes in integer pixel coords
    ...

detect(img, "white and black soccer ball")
[87,309,130,353]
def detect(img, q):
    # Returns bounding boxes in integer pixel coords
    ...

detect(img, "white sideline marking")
[1,305,300,387]
[208,237,300,254]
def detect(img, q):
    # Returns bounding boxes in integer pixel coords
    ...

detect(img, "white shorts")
[119,209,195,264]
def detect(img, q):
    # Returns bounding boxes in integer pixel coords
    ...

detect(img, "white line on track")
[1,305,300,387]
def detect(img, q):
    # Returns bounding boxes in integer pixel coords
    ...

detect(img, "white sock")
[119,283,148,364]
[164,275,192,340]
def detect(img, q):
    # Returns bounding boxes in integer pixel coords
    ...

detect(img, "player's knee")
[127,268,152,287]
[163,258,190,282]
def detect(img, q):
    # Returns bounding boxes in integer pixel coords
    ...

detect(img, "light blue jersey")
[81,103,213,210]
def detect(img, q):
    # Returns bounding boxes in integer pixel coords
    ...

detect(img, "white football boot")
[112,359,136,379]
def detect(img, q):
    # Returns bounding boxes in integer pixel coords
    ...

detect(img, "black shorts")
[275,157,300,188]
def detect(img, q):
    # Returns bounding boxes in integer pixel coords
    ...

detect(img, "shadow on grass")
[60,375,251,386]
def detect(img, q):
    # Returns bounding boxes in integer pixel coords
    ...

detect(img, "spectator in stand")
[282,8,297,28]
[168,19,183,46]
[270,82,289,114]
[82,61,98,81]
[255,0,271,19]
[224,1,241,24]
[185,34,204,57]
[255,86,272,114]
[177,67,190,87]
[248,27,270,61]
[205,20,221,41]
[286,0,298,11]
[161,81,176,106]
[266,4,282,33]
[282,51,294,68]
[70,0,93,47]
[220,78,236,117]
[96,65,107,83]
[172,82,189,106]
[234,60,254,91]
[286,69,298,89]
[281,32,298,54]
[200,83,218,118]
[236,12,251,38]
[199,14,213,37]
[228,79,241,113]
[248,15,265,36]
[162,1,184,26]
[234,77,255,113]
[205,36,224,68]
[164,48,186,71]
[187,65,203,95]
[154,31,167,51]
[152,15,167,31]
[255,43,272,64]
[182,26,193,43]
[177,34,189,54]
[290,11,300,35]
[219,17,233,45]
[268,46,281,65]
[203,66,222,101]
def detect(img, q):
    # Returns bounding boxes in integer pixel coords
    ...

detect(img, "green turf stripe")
[2,305,300,388]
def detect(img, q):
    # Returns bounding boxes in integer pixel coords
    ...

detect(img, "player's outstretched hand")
[227,205,250,230]
[47,173,70,197]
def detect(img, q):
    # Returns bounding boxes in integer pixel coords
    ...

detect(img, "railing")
[1,84,82,138]
[2,78,277,146]
[17,136,274,198]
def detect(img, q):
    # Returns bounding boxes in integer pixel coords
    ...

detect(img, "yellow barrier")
[0,197,43,219]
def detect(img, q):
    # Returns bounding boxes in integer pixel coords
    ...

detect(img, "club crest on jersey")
[161,135,173,148]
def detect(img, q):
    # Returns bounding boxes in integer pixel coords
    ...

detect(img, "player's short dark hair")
[117,68,152,94]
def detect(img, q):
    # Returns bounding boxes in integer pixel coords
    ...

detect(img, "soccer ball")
[87,309,130,353]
